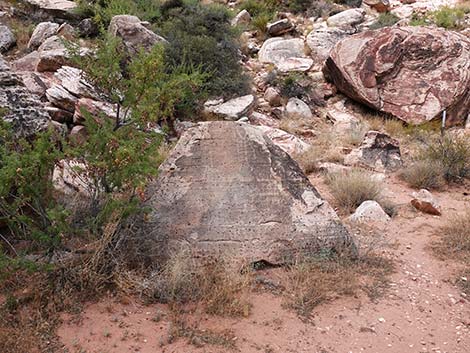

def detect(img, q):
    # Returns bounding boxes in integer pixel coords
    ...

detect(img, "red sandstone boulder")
[323,26,470,126]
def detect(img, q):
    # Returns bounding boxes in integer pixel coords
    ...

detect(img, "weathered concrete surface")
[142,121,354,264]
[324,26,470,126]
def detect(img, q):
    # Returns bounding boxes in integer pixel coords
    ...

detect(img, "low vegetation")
[325,169,394,214]
[400,134,470,189]
[284,245,394,318]
[432,211,470,294]
[369,12,400,30]
[411,3,470,29]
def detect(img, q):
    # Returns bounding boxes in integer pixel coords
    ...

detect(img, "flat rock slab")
[141,121,355,264]
[324,26,470,126]
[20,0,77,20]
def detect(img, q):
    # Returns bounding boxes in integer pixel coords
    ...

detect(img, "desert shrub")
[342,121,368,146]
[278,72,311,99]
[432,6,467,29]
[288,0,313,13]
[294,146,321,174]
[399,160,445,190]
[240,0,278,31]
[284,249,393,318]
[325,169,382,212]
[421,135,470,183]
[369,12,400,30]
[0,123,67,256]
[70,34,205,132]
[410,5,470,29]
[147,251,251,317]
[156,1,250,99]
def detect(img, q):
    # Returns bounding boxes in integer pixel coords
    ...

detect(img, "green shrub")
[432,6,467,29]
[156,2,250,99]
[369,12,400,30]
[0,123,67,254]
[421,135,470,183]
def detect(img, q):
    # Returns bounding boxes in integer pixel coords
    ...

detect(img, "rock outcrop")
[20,0,78,21]
[324,26,470,126]
[344,131,402,172]
[141,121,355,264]
[0,55,49,136]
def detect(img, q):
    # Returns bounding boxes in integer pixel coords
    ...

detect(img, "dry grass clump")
[399,159,445,190]
[294,146,321,174]
[432,211,470,294]
[433,211,470,261]
[284,248,394,318]
[325,169,382,213]
[147,251,252,317]
[342,121,368,147]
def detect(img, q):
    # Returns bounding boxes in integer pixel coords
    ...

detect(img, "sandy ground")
[58,176,470,353]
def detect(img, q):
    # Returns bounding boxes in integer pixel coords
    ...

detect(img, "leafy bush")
[421,135,470,183]
[369,12,400,30]
[0,123,67,255]
[325,169,383,213]
[432,6,467,29]
[156,1,250,99]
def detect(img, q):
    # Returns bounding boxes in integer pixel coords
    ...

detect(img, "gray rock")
[141,121,355,264]
[204,95,256,120]
[256,125,311,156]
[77,18,99,37]
[28,22,60,50]
[267,19,294,36]
[54,66,100,100]
[264,87,282,107]
[46,84,78,112]
[20,0,77,21]
[0,55,49,137]
[0,25,16,53]
[349,200,390,224]
[37,35,65,51]
[306,26,349,64]
[286,98,313,120]
[259,37,313,72]
[327,8,366,29]
[231,9,251,26]
[109,15,166,56]
[344,131,402,172]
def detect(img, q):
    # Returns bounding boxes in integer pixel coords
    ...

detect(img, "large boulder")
[108,15,167,56]
[324,26,470,126]
[0,56,49,137]
[141,121,355,264]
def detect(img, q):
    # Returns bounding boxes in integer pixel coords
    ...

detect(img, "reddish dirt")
[58,176,470,353]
